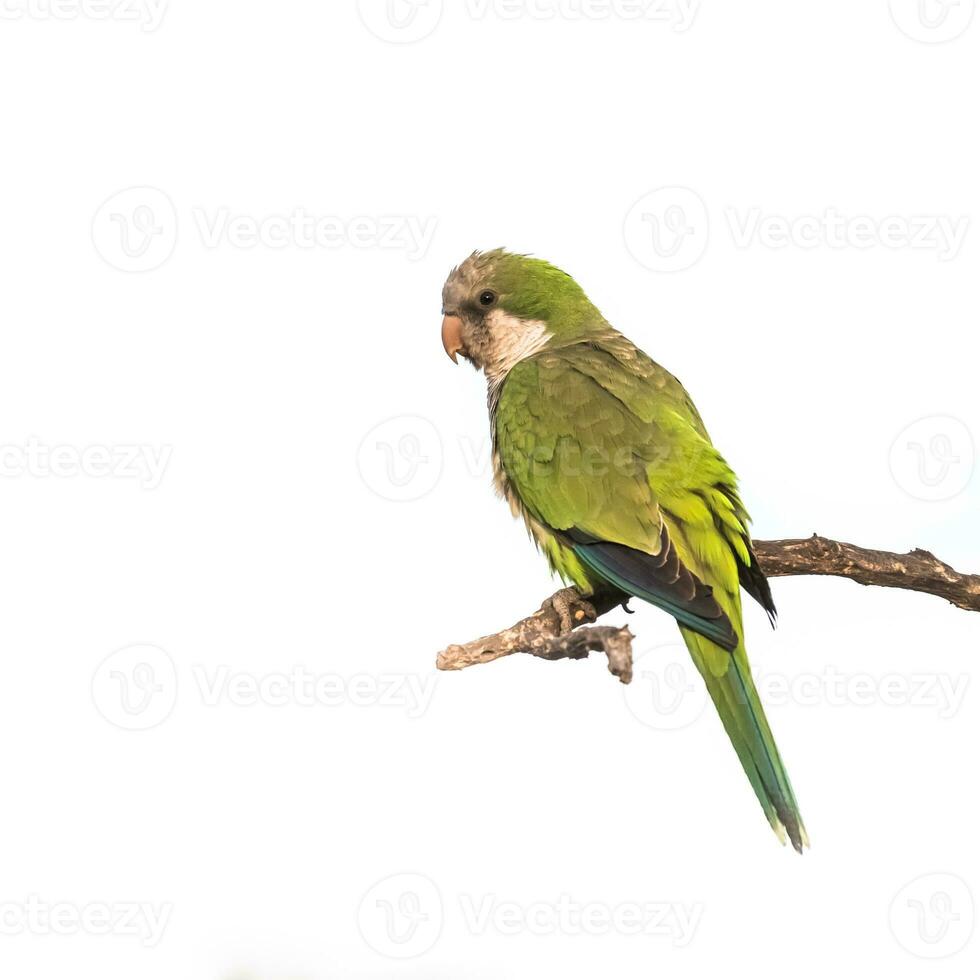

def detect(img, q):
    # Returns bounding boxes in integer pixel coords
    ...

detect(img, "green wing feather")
[495,336,807,851]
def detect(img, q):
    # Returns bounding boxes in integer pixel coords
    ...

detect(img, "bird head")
[440,249,601,381]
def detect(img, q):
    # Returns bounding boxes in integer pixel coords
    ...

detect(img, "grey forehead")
[442,253,493,308]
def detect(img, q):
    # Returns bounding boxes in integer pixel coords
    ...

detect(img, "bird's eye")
[478,290,496,307]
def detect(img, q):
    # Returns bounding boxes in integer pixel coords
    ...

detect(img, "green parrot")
[440,249,808,852]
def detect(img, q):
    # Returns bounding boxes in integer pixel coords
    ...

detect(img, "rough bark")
[436,535,979,684]
[753,536,980,612]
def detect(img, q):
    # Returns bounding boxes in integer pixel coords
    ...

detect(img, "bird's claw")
[545,587,597,634]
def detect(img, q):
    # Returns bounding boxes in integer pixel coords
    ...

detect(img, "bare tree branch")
[436,534,979,683]
[437,587,634,681]
[753,536,980,612]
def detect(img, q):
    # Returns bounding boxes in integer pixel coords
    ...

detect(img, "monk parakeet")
[441,249,807,852]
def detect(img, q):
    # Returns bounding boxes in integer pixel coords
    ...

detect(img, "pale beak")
[441,314,465,363]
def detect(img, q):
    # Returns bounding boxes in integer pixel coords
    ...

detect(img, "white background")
[1,1,978,978]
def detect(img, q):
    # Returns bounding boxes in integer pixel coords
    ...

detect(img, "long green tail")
[681,627,808,852]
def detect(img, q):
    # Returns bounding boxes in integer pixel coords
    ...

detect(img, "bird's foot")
[543,587,598,634]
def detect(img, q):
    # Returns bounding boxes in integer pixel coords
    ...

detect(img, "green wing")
[495,337,806,851]
[495,338,742,647]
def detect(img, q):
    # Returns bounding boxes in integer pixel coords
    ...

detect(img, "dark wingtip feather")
[739,544,777,626]
[571,534,740,651]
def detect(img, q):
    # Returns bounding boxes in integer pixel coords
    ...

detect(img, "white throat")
[483,311,551,385]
